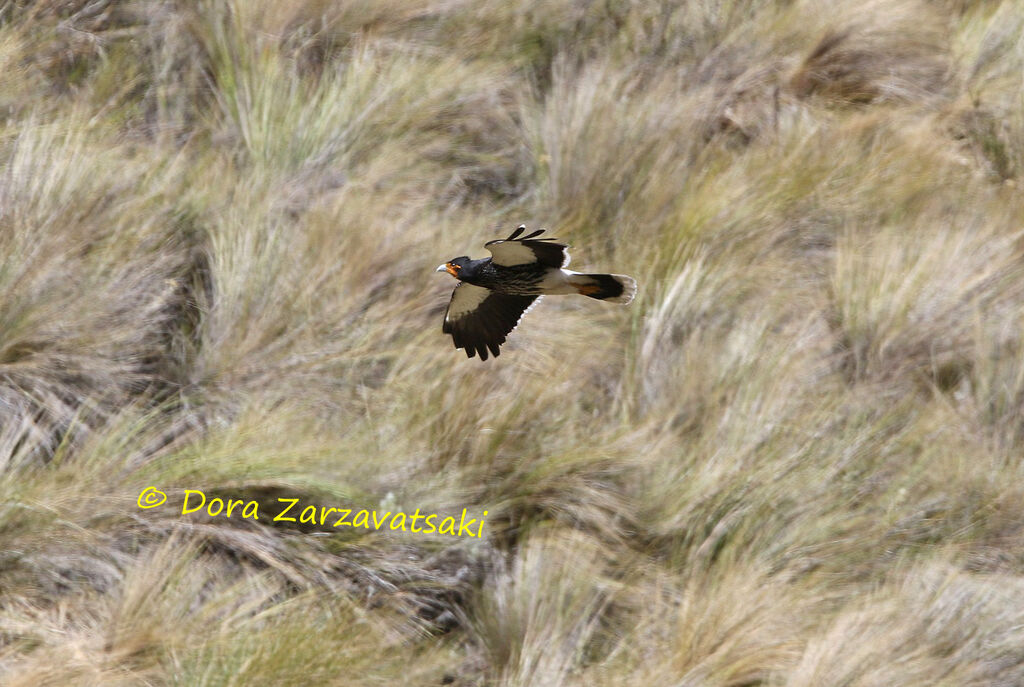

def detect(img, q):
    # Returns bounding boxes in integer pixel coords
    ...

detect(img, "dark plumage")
[435,225,637,360]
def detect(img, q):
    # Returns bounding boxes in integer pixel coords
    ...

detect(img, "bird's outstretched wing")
[485,225,569,269]
[442,283,539,360]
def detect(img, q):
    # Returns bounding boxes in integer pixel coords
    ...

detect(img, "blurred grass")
[2,0,1024,684]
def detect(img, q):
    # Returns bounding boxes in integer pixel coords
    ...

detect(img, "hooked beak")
[435,262,460,278]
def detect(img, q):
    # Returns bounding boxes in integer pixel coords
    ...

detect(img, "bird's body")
[436,225,637,360]
[443,258,577,296]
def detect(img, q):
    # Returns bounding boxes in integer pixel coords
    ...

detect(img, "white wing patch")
[485,240,542,266]
[445,283,491,322]
[537,269,576,294]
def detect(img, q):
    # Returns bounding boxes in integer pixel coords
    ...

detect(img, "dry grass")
[2,0,1024,684]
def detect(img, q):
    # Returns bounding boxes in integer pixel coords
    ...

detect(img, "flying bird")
[435,225,637,360]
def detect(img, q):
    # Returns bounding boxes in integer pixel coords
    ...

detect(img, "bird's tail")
[567,273,637,304]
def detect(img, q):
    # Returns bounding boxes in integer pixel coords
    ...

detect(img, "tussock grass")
[598,563,812,686]
[3,0,1024,683]
[790,562,1024,686]
[789,0,952,105]
[468,529,616,686]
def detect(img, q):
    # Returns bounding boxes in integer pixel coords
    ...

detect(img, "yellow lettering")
[439,517,456,536]
[389,513,407,531]
[225,499,245,518]
[300,506,317,524]
[182,489,206,515]
[424,514,437,534]
[457,508,477,538]
[207,497,224,516]
[410,508,424,532]
[274,498,299,522]
[242,501,259,519]
[333,509,352,527]
[353,510,370,528]
[320,507,338,525]
[477,510,488,537]
[372,511,391,530]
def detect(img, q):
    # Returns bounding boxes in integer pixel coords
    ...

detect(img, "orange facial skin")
[445,262,462,278]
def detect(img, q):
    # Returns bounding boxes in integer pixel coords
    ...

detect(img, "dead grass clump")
[790,563,1024,686]
[790,0,951,105]
[522,57,703,238]
[949,104,1019,182]
[466,528,617,687]
[7,0,141,93]
[830,219,1024,385]
[594,563,810,687]
[960,318,1024,448]
[0,123,190,465]
[0,534,432,687]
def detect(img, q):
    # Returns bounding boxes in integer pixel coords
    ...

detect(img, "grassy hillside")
[2,0,1024,684]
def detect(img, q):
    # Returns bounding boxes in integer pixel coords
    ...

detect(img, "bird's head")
[435,256,471,280]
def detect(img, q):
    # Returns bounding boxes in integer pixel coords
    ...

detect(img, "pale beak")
[435,263,447,273]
